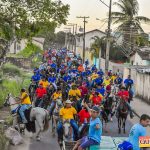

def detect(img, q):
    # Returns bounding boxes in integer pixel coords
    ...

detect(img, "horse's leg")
[118,118,121,134]
[123,117,127,134]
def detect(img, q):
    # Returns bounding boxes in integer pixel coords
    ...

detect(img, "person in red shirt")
[91,92,102,106]
[116,86,134,118]
[35,83,47,107]
[78,106,90,138]
[117,86,129,102]
[78,82,88,98]
[78,107,90,124]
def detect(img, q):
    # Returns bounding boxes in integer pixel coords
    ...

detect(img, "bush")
[2,63,21,76]
[17,42,42,58]
[0,77,31,107]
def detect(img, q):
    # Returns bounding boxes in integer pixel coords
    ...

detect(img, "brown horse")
[117,99,128,134]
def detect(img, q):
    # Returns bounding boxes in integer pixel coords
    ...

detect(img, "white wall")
[76,30,106,49]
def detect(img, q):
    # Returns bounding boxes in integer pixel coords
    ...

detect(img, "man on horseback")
[19,88,32,123]
[57,100,79,142]
[124,75,134,90]
[116,86,134,118]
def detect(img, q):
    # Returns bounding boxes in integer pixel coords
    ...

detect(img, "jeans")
[49,101,56,116]
[19,104,31,122]
[57,119,78,141]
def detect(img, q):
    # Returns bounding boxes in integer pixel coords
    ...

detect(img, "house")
[75,29,106,65]
[9,37,45,53]
[130,48,150,66]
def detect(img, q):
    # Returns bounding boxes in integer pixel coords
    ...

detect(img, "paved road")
[10,114,150,150]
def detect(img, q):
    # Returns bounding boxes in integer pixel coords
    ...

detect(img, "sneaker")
[22,119,28,124]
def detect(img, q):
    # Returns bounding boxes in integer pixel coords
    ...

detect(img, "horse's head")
[4,93,16,107]
[4,93,12,107]
[63,119,71,139]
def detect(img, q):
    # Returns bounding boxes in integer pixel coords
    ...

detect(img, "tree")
[0,0,70,62]
[90,36,106,59]
[112,0,150,54]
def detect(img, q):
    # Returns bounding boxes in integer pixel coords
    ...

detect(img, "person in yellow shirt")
[19,88,31,123]
[49,89,62,116]
[57,100,78,141]
[68,84,81,101]
[111,74,117,83]
[39,77,49,89]
[91,72,98,81]
[104,76,111,86]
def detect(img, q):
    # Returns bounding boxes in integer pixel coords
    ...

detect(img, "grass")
[2,63,21,76]
[0,63,31,107]
[17,42,42,58]
[0,125,8,150]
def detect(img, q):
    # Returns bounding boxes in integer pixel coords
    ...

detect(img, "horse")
[4,93,49,141]
[58,119,73,150]
[117,99,128,134]
[51,99,63,136]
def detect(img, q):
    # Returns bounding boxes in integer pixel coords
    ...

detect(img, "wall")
[126,67,150,104]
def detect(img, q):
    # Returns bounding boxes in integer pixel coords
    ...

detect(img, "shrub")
[17,42,42,58]
[2,63,21,76]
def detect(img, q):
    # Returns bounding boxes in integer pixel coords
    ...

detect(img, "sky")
[57,0,150,33]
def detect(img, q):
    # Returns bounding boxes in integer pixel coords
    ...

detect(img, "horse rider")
[35,83,47,107]
[68,84,81,111]
[57,100,79,142]
[124,75,134,90]
[18,88,32,123]
[116,86,134,118]
[49,88,62,116]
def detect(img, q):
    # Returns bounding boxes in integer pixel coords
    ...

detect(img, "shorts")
[79,136,99,149]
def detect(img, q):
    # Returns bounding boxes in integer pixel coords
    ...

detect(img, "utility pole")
[105,0,112,73]
[77,16,89,63]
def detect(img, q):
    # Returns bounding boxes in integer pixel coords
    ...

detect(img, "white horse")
[4,93,49,141]
[51,99,63,136]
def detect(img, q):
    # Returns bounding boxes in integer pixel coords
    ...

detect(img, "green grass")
[2,63,21,76]
[17,42,42,58]
[0,63,31,107]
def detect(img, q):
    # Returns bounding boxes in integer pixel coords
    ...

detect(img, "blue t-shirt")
[124,79,134,86]
[51,63,57,69]
[96,88,105,96]
[31,74,40,82]
[88,117,102,143]
[128,123,146,150]
[48,77,56,83]
[95,78,103,85]
[97,70,104,76]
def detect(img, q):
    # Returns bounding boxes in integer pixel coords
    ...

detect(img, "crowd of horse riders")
[10,48,146,150]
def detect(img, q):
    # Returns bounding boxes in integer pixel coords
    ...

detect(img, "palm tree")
[112,0,150,54]
[90,36,106,68]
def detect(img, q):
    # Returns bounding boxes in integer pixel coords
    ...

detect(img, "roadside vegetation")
[0,63,31,107]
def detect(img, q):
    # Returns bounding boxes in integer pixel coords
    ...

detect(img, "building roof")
[78,29,106,37]
[137,50,150,61]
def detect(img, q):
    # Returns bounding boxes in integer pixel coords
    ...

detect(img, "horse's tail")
[43,111,49,132]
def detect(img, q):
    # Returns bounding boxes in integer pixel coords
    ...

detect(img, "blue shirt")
[124,79,134,86]
[88,117,102,143]
[51,63,57,69]
[128,123,146,150]
[115,77,123,84]
[95,78,103,85]
[31,74,40,82]
[96,88,105,96]
[48,76,56,83]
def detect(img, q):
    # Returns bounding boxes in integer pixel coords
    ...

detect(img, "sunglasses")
[91,110,98,113]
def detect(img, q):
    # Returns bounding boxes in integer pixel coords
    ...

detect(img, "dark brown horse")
[117,99,128,134]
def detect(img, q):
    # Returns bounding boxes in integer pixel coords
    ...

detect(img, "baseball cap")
[65,100,72,104]
[91,106,100,113]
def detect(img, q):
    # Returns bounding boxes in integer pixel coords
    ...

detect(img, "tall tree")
[112,0,150,55]
[0,0,70,63]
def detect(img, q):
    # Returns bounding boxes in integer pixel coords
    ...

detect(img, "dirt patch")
[0,107,10,121]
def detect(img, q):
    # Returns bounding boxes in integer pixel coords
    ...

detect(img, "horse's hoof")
[36,137,41,141]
